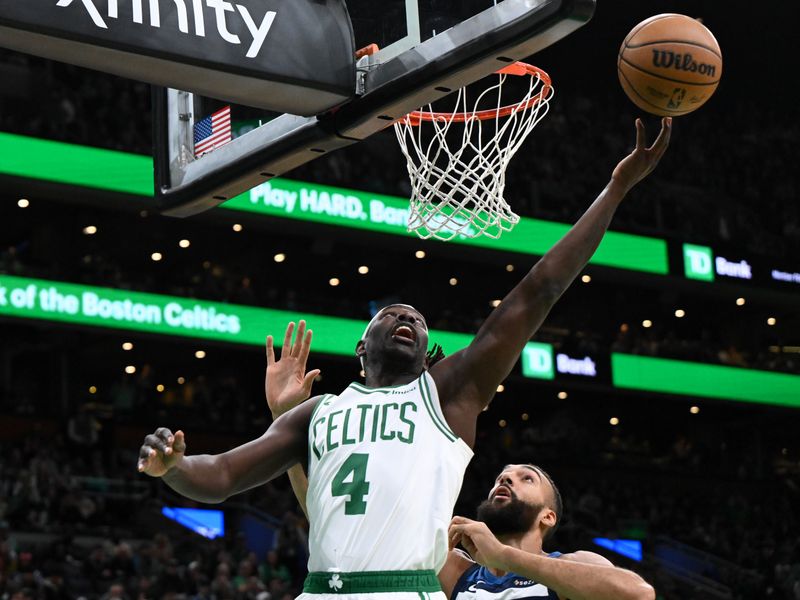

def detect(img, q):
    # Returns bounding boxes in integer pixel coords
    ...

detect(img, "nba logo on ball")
[617,14,723,116]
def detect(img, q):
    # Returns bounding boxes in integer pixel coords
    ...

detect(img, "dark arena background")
[1,1,799,599]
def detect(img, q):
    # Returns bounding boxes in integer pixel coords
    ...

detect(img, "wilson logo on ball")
[651,51,717,77]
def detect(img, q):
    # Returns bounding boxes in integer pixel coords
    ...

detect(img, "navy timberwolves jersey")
[451,553,563,600]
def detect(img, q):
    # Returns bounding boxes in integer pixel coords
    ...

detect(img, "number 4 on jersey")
[331,453,370,515]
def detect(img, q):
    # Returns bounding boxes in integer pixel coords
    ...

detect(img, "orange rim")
[403,62,552,126]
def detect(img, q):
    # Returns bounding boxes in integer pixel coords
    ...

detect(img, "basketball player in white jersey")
[137,118,671,600]
[265,332,655,600]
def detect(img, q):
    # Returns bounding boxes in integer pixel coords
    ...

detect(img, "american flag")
[193,106,232,157]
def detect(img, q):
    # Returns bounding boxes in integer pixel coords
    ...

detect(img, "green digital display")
[0,275,473,357]
[227,180,669,273]
[611,353,800,408]
[0,133,668,274]
[0,132,153,195]
[2,275,798,408]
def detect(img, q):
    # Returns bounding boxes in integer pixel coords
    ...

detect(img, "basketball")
[617,14,722,116]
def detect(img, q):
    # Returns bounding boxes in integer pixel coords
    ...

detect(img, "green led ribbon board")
[612,353,800,408]
[226,180,668,273]
[0,133,668,274]
[0,275,473,357]
[2,275,799,408]
[0,132,152,195]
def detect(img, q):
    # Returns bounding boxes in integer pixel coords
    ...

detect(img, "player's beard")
[476,493,544,536]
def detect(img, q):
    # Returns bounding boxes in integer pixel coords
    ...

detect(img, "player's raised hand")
[449,516,510,570]
[266,320,321,418]
[137,428,186,477]
[612,117,672,193]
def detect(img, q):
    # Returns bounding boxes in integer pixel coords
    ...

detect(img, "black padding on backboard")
[334,0,596,139]
[0,0,355,116]
[152,85,355,216]
[153,0,596,217]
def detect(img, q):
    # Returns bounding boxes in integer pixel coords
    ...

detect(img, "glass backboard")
[153,0,596,216]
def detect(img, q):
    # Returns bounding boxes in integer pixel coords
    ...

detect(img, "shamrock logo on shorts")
[328,574,343,591]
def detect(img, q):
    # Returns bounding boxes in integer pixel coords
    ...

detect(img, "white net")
[394,64,553,241]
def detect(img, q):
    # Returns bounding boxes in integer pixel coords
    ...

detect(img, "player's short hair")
[527,464,563,541]
[359,304,439,371]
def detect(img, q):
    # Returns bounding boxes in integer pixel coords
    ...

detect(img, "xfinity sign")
[56,0,278,59]
[0,0,355,115]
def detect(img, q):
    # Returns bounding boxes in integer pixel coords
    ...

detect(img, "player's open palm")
[266,320,321,418]
[612,117,672,192]
[449,516,509,570]
[137,428,186,477]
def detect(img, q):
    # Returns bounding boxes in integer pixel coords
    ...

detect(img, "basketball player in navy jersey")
[443,464,655,600]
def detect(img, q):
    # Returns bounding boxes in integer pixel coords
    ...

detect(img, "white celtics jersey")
[306,372,473,574]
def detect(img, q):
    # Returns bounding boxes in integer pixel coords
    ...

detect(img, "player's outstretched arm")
[449,517,655,600]
[265,320,319,517]
[432,118,671,440]
[266,320,320,415]
[137,399,316,504]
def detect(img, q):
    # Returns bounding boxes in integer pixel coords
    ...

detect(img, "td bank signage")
[682,244,753,282]
[521,343,598,381]
[522,343,555,379]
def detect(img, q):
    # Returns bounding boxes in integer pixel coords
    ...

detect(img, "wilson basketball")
[617,14,722,116]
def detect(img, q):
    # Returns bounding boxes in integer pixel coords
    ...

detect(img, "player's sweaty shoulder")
[428,348,473,403]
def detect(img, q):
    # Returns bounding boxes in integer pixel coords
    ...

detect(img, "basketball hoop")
[394,62,553,240]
